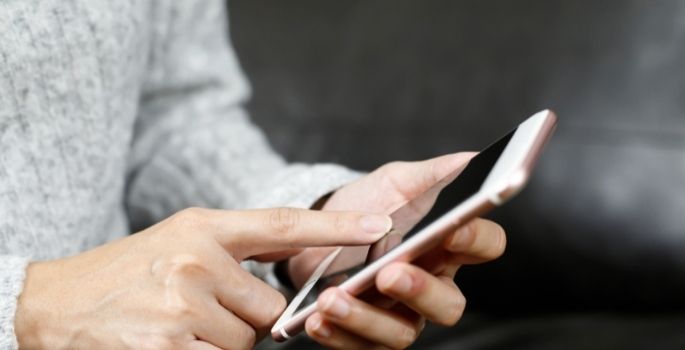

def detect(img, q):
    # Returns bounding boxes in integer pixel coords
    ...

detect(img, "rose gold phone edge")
[271,110,558,341]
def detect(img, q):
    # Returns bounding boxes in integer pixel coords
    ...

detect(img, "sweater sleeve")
[0,256,29,350]
[126,0,360,229]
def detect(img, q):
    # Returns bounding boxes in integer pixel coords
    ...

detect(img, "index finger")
[210,208,392,260]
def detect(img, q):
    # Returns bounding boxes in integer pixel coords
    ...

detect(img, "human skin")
[14,153,506,350]
[289,153,507,349]
[14,208,393,349]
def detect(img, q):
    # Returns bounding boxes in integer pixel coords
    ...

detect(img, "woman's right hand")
[14,207,391,350]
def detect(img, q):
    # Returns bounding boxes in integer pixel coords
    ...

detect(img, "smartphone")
[271,110,557,341]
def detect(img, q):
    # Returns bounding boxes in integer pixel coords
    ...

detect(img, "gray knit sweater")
[0,1,359,348]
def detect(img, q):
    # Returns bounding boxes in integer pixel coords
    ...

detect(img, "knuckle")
[165,296,195,320]
[437,294,466,326]
[256,291,287,329]
[235,324,257,350]
[268,207,301,238]
[421,159,441,188]
[271,292,288,320]
[178,207,207,221]
[318,287,338,306]
[381,160,406,172]
[378,161,405,185]
[222,275,251,303]
[172,207,209,229]
[333,214,350,235]
[379,263,418,296]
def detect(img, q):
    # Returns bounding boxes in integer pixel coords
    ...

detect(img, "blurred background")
[228,1,685,349]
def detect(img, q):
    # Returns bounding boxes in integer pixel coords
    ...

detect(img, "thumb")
[213,208,392,260]
[386,152,475,198]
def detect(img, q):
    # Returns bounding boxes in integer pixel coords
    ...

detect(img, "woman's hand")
[307,218,505,349]
[14,207,392,350]
[292,154,507,349]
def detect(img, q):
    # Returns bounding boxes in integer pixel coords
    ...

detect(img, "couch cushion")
[230,0,685,312]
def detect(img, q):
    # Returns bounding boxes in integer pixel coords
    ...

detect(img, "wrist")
[15,261,67,349]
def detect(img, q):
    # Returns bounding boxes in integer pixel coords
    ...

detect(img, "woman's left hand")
[290,153,506,349]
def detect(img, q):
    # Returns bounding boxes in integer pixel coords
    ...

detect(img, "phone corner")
[271,327,289,343]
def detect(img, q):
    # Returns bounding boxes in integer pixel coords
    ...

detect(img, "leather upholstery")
[230,0,685,313]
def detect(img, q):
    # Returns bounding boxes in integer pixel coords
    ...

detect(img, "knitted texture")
[0,1,359,347]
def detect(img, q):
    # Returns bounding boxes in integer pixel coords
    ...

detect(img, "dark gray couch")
[228,1,685,348]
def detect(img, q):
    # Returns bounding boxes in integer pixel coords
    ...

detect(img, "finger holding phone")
[277,111,556,349]
[300,156,506,349]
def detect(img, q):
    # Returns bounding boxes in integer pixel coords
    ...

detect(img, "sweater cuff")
[0,256,30,350]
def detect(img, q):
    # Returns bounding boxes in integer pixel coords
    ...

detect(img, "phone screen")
[289,128,516,315]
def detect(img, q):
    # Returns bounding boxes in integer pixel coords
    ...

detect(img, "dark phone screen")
[292,129,515,314]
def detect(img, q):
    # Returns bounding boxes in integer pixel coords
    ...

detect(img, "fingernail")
[387,270,413,294]
[359,214,392,234]
[311,316,332,338]
[322,292,350,319]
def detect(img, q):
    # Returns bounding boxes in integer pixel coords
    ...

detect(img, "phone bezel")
[271,110,557,341]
